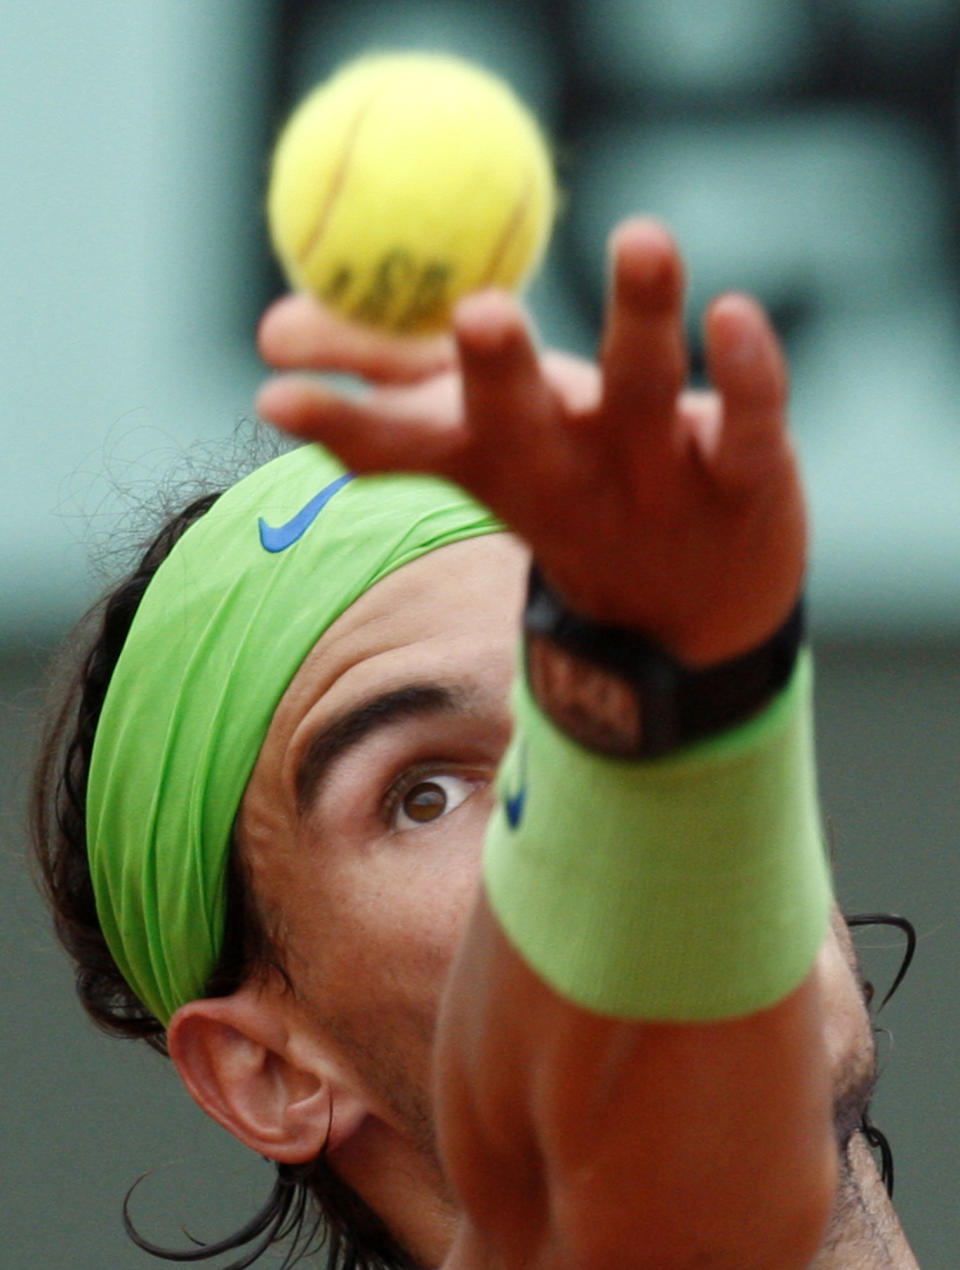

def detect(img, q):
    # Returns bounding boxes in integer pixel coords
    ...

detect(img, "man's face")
[239,534,528,1152]
[237,533,913,1266]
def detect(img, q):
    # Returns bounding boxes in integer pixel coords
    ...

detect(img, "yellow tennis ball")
[266,52,556,335]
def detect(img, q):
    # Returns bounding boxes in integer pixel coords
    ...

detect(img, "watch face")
[527,635,643,756]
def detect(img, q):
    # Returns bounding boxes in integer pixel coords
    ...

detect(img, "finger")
[255,373,467,476]
[599,218,688,436]
[453,290,556,455]
[258,294,457,384]
[704,294,789,490]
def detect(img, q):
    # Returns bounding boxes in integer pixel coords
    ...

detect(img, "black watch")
[523,565,804,759]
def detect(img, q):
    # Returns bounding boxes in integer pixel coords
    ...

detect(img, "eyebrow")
[295,682,467,813]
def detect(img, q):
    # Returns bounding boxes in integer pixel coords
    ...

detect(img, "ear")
[167,981,368,1164]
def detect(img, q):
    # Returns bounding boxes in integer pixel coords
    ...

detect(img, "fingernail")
[255,376,309,418]
[455,291,527,355]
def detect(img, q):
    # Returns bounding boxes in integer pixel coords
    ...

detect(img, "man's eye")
[392,773,477,830]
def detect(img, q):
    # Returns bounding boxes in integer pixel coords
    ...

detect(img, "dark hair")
[31,487,419,1270]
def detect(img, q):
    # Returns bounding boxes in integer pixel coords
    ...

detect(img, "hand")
[256,218,806,667]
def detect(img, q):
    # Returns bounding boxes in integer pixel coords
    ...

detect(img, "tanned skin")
[167,218,917,1269]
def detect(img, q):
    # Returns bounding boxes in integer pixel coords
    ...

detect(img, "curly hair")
[30,486,419,1270]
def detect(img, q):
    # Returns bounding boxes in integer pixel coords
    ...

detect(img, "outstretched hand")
[256,218,805,667]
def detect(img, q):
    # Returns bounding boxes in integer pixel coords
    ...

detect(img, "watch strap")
[523,564,805,759]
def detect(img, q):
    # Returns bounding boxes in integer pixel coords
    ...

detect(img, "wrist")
[484,648,832,1021]
[524,563,804,759]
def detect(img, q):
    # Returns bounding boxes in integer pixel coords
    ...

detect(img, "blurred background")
[1,1,957,1266]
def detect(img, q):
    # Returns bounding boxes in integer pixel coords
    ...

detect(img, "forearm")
[438,901,835,1270]
[435,660,837,1270]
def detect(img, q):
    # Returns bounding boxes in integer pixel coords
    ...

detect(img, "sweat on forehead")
[85,443,502,1025]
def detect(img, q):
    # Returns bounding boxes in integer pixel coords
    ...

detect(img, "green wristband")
[483,650,831,1021]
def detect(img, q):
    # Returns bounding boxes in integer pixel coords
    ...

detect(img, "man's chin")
[810,1135,917,1269]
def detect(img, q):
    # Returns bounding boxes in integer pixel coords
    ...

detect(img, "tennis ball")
[266,52,556,335]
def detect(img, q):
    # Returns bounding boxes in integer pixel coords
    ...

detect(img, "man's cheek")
[819,938,872,1068]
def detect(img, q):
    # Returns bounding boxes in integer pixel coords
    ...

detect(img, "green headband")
[87,443,502,1024]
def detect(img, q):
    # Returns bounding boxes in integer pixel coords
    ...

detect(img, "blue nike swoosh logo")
[504,785,526,829]
[503,743,528,829]
[258,473,355,552]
